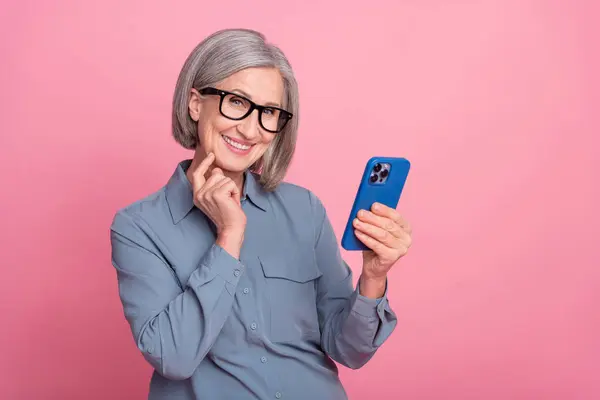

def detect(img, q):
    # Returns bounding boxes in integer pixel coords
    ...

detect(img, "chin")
[213,150,256,173]
[215,159,248,173]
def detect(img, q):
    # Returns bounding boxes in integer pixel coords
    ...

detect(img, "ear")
[188,88,202,122]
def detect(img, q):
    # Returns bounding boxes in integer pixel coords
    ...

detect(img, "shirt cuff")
[351,280,389,319]
[200,243,245,285]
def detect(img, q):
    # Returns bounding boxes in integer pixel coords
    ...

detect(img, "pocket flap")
[258,251,323,283]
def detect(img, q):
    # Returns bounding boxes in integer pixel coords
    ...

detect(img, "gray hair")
[171,28,299,191]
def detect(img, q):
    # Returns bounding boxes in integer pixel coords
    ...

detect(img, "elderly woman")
[110,28,412,400]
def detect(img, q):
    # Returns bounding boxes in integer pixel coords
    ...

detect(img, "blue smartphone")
[341,157,411,251]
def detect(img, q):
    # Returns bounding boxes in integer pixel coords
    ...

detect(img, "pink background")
[1,1,598,399]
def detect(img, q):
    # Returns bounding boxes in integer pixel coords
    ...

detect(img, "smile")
[221,135,253,152]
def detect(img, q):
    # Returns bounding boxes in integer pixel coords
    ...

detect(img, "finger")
[356,229,409,262]
[371,203,412,234]
[356,209,404,238]
[211,167,224,176]
[197,172,227,198]
[204,173,227,190]
[192,152,215,186]
[354,230,394,256]
[215,178,242,203]
[215,176,239,195]
[353,218,398,247]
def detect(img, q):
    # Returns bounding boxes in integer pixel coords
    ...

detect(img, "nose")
[237,109,261,140]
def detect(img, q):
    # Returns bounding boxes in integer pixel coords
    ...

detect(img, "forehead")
[218,67,284,106]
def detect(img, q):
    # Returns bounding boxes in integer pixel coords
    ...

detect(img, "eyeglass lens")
[221,93,287,132]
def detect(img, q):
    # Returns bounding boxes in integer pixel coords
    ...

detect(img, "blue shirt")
[110,160,397,400]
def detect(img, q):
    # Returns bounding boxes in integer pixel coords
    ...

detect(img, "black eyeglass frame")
[199,87,293,133]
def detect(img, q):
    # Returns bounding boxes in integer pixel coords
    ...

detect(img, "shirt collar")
[166,159,269,224]
[243,168,269,212]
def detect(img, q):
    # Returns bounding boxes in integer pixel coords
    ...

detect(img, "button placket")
[238,258,262,341]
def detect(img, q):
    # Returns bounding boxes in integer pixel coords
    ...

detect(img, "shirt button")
[250,322,257,330]
[243,287,250,294]
[275,392,282,399]
[233,269,241,277]
[261,356,267,363]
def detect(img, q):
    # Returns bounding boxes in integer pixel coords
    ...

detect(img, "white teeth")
[222,135,251,150]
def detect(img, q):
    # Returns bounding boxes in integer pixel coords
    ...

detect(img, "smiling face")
[188,67,285,174]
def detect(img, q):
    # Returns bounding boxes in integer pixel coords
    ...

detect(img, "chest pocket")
[259,251,323,343]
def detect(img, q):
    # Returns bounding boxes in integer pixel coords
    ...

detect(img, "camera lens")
[380,169,389,178]
[370,174,378,183]
[373,163,382,173]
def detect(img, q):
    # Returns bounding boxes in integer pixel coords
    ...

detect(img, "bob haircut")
[171,28,299,191]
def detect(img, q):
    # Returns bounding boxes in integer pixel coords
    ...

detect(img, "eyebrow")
[231,89,281,108]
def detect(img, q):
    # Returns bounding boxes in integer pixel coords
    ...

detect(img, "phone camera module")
[369,162,391,185]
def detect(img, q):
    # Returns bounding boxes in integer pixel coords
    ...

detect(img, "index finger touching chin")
[194,152,215,181]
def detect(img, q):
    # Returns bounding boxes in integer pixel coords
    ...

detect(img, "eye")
[262,108,275,116]
[229,96,245,106]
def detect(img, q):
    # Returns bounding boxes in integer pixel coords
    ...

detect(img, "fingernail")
[353,218,360,226]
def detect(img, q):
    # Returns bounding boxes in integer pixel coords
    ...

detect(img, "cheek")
[253,135,275,158]
[212,115,238,133]
[198,116,236,142]
[260,133,276,147]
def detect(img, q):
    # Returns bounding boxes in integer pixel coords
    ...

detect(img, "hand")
[190,153,247,258]
[353,202,413,298]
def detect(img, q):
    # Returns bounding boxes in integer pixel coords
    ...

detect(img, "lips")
[221,135,254,155]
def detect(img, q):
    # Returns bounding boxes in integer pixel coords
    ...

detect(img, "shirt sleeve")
[309,191,397,369]
[110,210,243,380]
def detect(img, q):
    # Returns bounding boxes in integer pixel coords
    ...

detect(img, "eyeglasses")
[199,87,293,133]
